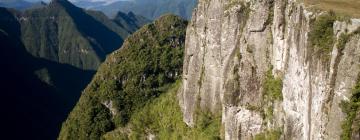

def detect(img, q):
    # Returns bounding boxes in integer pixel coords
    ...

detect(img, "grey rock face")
[179,0,360,139]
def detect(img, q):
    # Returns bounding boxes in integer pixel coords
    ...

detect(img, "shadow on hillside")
[0,8,95,140]
[57,0,123,57]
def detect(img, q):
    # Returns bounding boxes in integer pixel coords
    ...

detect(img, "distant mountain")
[17,0,121,70]
[0,7,94,139]
[7,0,148,70]
[71,0,123,8]
[73,0,197,20]
[0,0,46,10]
[0,0,149,139]
[113,11,150,33]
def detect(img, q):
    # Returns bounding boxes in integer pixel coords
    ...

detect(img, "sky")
[24,0,131,2]
[22,0,133,6]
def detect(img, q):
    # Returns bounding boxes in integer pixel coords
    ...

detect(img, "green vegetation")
[113,11,150,34]
[59,15,188,140]
[337,33,350,51]
[2,3,148,138]
[0,7,98,140]
[104,81,221,140]
[260,68,283,122]
[309,12,336,59]
[263,69,283,102]
[340,79,360,140]
[18,0,147,70]
[264,0,274,28]
[254,129,282,140]
[337,27,360,51]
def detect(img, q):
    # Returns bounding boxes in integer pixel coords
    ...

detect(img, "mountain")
[2,0,149,70]
[0,7,94,140]
[60,0,360,140]
[17,0,124,70]
[0,0,46,10]
[112,11,150,33]
[0,0,149,139]
[0,0,33,9]
[58,14,187,140]
[73,0,197,20]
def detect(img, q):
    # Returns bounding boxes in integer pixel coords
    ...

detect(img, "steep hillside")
[1,0,149,70]
[59,15,187,140]
[0,0,150,139]
[113,11,150,34]
[180,0,360,139]
[17,0,124,70]
[0,8,94,140]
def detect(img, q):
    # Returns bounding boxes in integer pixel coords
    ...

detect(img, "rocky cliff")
[179,0,360,139]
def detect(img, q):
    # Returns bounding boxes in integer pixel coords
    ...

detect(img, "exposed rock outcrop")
[179,0,360,139]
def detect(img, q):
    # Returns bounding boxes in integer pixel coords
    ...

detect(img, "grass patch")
[103,81,222,140]
[254,129,282,140]
[337,27,360,51]
[308,12,336,60]
[263,69,283,101]
[260,68,283,123]
[340,79,360,140]
[337,33,350,51]
[242,67,283,123]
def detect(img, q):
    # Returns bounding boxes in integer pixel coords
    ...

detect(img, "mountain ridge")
[18,0,123,70]
[8,0,148,70]
[0,10,94,139]
[58,14,187,140]
[0,0,47,10]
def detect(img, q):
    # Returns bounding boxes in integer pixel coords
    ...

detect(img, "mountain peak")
[49,0,73,8]
[50,0,69,4]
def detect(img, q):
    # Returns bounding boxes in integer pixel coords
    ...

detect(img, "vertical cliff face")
[179,0,360,139]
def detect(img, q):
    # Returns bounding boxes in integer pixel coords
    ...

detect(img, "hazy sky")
[24,0,131,2]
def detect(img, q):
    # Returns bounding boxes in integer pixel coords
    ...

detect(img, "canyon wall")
[179,0,360,139]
